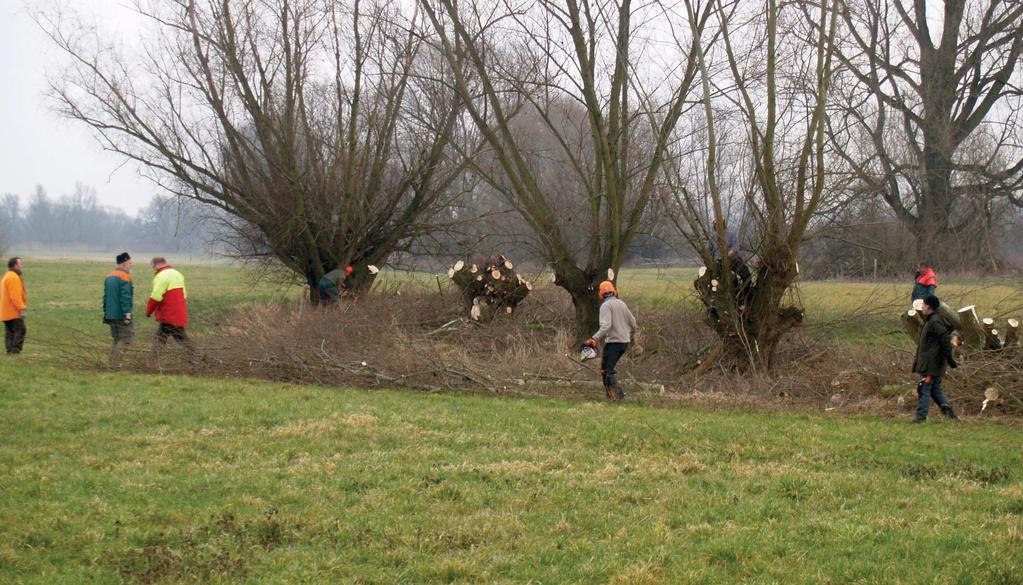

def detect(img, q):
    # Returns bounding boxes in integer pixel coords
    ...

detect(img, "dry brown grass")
[62,287,1020,418]
[128,288,716,398]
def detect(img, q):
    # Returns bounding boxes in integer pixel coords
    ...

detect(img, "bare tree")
[666,0,839,370]
[39,0,467,299]
[831,0,1023,269]
[421,0,711,335]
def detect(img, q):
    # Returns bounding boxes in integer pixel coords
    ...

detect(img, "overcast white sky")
[1,0,951,217]
[1,0,153,214]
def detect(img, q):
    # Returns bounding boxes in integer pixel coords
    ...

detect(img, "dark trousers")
[601,342,629,400]
[3,318,26,354]
[912,284,935,301]
[318,278,340,303]
[916,376,957,421]
[155,323,191,345]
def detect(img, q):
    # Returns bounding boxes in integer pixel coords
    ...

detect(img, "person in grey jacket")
[584,280,637,402]
[912,294,958,422]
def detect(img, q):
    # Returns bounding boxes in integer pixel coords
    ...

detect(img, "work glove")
[584,338,597,348]
[949,359,958,369]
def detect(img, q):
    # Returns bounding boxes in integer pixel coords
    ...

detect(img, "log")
[982,318,1004,350]
[1005,318,1020,347]
[902,309,924,342]
[956,305,984,348]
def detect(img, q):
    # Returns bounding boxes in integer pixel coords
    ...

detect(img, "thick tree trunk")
[554,265,604,340]
[306,274,323,306]
[694,258,803,372]
[570,288,601,340]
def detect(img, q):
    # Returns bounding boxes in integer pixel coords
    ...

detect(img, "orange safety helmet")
[344,265,354,277]
[598,280,617,298]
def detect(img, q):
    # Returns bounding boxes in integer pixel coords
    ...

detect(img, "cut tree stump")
[982,318,1004,350]
[1005,319,1020,347]
[449,253,530,321]
[957,306,984,348]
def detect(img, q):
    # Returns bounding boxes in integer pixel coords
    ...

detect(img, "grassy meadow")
[1,258,1022,583]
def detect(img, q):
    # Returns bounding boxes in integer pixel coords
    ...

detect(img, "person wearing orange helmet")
[319,264,354,304]
[584,279,637,401]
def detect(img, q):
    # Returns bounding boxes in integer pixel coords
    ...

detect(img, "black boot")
[606,373,624,402]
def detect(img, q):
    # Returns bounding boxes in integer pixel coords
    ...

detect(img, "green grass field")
[1,259,1021,583]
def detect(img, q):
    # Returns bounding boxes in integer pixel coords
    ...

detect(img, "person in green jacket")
[318,265,353,304]
[103,252,134,366]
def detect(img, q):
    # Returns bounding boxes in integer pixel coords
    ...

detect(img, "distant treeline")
[0,184,218,254]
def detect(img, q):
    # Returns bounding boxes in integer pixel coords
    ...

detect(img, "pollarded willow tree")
[664,0,839,370]
[830,0,1023,270]
[421,0,714,335]
[39,0,468,299]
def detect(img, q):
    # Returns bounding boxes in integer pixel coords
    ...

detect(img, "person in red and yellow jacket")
[145,257,192,348]
[1,257,28,355]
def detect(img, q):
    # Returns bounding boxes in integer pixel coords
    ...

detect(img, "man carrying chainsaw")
[583,280,637,402]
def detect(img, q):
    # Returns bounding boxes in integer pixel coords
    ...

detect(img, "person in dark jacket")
[103,252,134,366]
[912,262,938,301]
[912,295,958,422]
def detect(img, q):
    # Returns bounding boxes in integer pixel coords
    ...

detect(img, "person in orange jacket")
[1,257,28,355]
[145,257,192,350]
